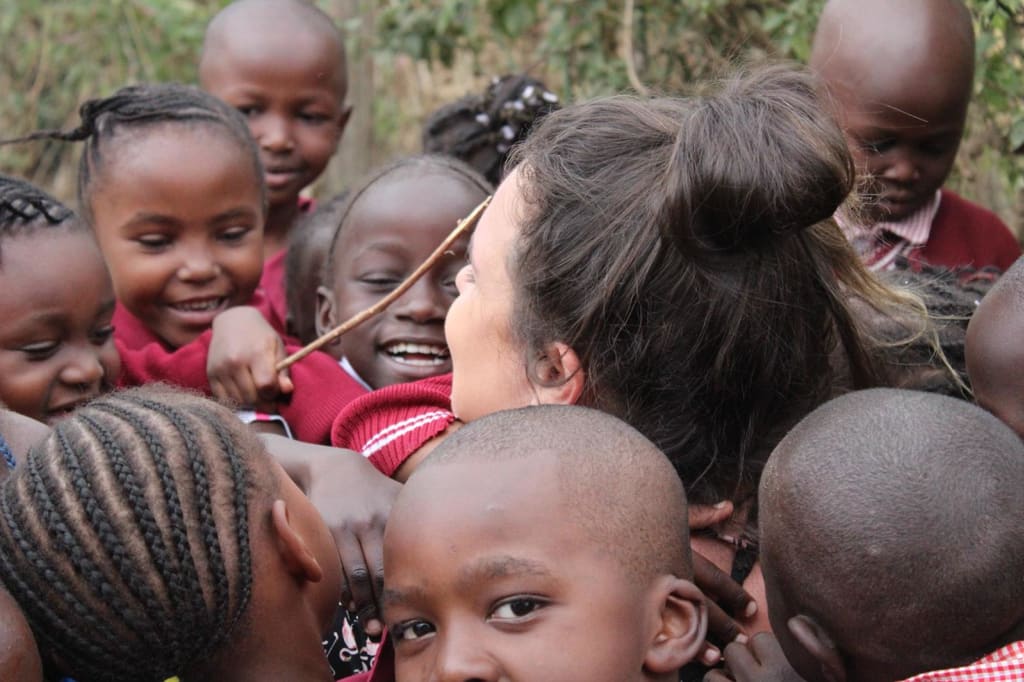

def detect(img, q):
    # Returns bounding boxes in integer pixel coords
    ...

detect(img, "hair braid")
[0,174,82,265]
[136,396,231,651]
[0,387,261,681]
[90,400,207,643]
[0,83,262,224]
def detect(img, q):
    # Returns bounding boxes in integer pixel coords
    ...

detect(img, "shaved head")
[967,258,1024,438]
[761,388,1024,679]
[200,0,347,96]
[410,405,693,582]
[811,0,974,102]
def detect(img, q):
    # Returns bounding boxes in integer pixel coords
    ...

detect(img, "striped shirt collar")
[836,190,942,247]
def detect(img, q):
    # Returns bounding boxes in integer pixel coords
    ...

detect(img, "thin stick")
[275,195,492,372]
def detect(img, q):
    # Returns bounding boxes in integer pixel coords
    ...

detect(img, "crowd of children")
[0,0,1022,680]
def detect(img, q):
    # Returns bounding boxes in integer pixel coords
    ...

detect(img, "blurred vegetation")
[1,0,1022,233]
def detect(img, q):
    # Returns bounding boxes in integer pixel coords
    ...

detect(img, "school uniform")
[114,291,365,444]
[838,189,1021,273]
[897,641,1024,681]
[331,374,454,476]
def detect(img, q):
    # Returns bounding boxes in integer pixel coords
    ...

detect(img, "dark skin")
[0,588,43,682]
[261,433,754,654]
[966,261,1024,438]
[811,0,974,223]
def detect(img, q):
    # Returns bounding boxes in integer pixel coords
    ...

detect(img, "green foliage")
[377,0,1024,229]
[0,0,226,188]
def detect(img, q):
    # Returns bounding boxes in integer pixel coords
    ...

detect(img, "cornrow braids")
[0,173,81,265]
[0,83,263,223]
[0,386,268,682]
[323,154,492,284]
[422,74,560,185]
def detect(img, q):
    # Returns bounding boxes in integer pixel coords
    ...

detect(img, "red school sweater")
[332,374,455,476]
[115,292,366,444]
[908,190,1021,272]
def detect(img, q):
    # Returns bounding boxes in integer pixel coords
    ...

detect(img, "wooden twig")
[275,195,492,372]
[622,0,650,96]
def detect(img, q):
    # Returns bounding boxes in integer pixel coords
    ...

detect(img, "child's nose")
[257,114,295,153]
[881,155,920,184]
[176,250,219,283]
[394,279,447,324]
[59,347,106,388]
[433,629,500,682]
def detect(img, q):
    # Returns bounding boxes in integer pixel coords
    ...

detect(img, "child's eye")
[236,105,262,118]
[861,138,896,155]
[391,619,436,642]
[920,138,956,157]
[488,596,547,622]
[19,340,59,360]
[91,325,115,345]
[359,274,402,291]
[218,227,251,243]
[136,234,171,250]
[298,111,329,124]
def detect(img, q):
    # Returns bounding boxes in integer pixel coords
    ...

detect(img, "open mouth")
[170,297,228,314]
[383,342,451,367]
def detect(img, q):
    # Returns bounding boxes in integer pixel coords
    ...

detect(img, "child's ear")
[788,615,846,682]
[532,342,585,406]
[270,499,324,584]
[643,577,707,675]
[315,285,341,345]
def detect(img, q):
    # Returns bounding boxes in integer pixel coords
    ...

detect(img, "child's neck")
[264,200,300,259]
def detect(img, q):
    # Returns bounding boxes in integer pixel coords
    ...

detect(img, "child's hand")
[704,633,806,682]
[690,501,758,652]
[261,435,400,639]
[208,306,294,411]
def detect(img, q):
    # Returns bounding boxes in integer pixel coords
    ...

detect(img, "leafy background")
[1,0,1021,235]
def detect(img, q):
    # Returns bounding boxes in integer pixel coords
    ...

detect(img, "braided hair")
[0,83,263,223]
[0,385,268,682]
[323,154,492,285]
[0,173,81,265]
[422,74,559,185]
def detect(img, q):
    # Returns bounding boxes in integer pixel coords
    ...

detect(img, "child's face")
[200,33,348,210]
[834,73,967,223]
[320,174,476,388]
[445,169,538,421]
[89,127,265,348]
[0,231,120,424]
[383,457,659,682]
[0,588,43,682]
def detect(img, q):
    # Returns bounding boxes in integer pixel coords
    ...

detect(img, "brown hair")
[508,63,929,512]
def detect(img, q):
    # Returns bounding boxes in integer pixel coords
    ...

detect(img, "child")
[200,0,351,325]
[286,191,349,344]
[0,173,121,426]
[810,0,1021,272]
[734,388,1024,682]
[380,405,708,681]
[10,84,365,443]
[316,155,490,389]
[966,256,1024,437]
[422,74,559,186]
[0,588,43,682]
[0,385,343,681]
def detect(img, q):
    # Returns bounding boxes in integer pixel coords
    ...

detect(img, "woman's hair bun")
[662,63,854,258]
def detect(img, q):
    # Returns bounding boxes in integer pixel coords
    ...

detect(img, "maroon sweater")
[907,190,1021,271]
[115,291,366,443]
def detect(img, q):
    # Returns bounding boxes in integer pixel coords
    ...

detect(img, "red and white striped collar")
[898,641,1024,682]
[836,190,942,247]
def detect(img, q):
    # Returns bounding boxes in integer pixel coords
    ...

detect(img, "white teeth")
[384,342,450,366]
[172,298,224,312]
